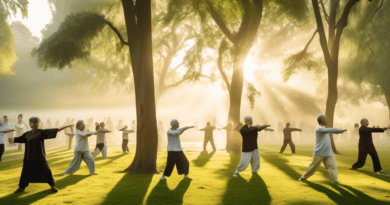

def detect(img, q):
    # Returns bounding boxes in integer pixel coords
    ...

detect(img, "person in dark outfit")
[350,118,390,176]
[279,123,302,154]
[232,115,271,177]
[199,122,217,152]
[8,117,73,193]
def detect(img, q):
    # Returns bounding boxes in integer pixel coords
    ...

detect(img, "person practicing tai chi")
[198,122,217,152]
[65,125,75,150]
[232,116,271,178]
[63,120,98,176]
[14,114,29,151]
[279,123,302,154]
[350,118,390,176]
[118,125,134,153]
[93,122,111,158]
[299,115,346,183]
[161,119,194,180]
[0,119,15,162]
[8,117,73,193]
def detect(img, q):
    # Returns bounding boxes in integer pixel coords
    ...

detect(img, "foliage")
[282,52,321,82]
[32,12,108,70]
[246,81,261,110]
[0,0,28,77]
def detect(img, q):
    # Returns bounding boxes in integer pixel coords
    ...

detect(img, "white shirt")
[122,130,133,139]
[74,130,93,152]
[0,124,5,144]
[167,127,185,151]
[313,125,342,157]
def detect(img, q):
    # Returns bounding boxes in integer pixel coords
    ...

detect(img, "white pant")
[301,155,338,182]
[235,149,260,173]
[63,151,95,174]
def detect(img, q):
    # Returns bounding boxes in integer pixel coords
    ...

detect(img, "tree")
[167,0,308,153]
[32,0,159,174]
[343,0,390,121]
[282,0,373,154]
[0,0,28,77]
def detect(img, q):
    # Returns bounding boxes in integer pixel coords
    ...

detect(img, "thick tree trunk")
[122,0,158,174]
[325,63,339,154]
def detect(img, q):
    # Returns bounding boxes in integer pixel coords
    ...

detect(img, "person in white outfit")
[0,118,15,161]
[161,119,194,180]
[299,115,346,183]
[232,116,271,177]
[63,120,97,175]
[14,114,29,150]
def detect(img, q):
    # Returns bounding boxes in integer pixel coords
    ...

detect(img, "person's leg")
[69,136,73,150]
[234,151,252,174]
[176,151,190,175]
[63,152,82,174]
[124,139,129,152]
[102,145,107,158]
[323,156,338,183]
[279,140,288,153]
[163,152,177,177]
[250,149,261,173]
[92,146,101,158]
[18,163,30,190]
[122,139,126,152]
[289,140,296,153]
[203,138,208,152]
[352,150,368,169]
[0,144,4,161]
[210,137,217,152]
[368,150,383,173]
[82,151,96,175]
[300,156,323,180]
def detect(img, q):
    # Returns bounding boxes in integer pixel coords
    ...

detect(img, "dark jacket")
[358,126,384,152]
[240,125,266,152]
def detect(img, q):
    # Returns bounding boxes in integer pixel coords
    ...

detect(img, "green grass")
[0,143,390,205]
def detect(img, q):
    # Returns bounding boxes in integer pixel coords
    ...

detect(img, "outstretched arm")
[292,128,302,132]
[1,129,15,133]
[317,127,344,134]
[58,125,74,132]
[79,132,97,138]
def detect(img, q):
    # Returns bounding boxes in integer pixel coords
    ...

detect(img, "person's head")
[18,114,23,121]
[3,116,8,123]
[244,115,253,126]
[206,122,211,126]
[95,123,100,131]
[170,119,179,129]
[100,122,105,128]
[286,122,290,128]
[360,118,369,127]
[354,123,359,128]
[317,115,327,126]
[76,120,85,131]
[29,117,40,130]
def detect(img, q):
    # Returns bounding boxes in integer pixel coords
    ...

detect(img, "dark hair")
[317,115,325,124]
[95,124,100,131]
[29,117,39,123]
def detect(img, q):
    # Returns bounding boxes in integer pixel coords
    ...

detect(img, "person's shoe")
[379,170,390,176]
[50,186,58,193]
[14,188,24,194]
[184,175,190,179]
[350,167,357,170]
[232,173,238,178]
[90,173,97,176]
[298,177,306,181]
[62,172,67,176]
[160,175,166,180]
[292,152,296,154]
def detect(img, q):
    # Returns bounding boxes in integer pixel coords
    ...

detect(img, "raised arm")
[317,127,345,134]
[364,127,387,133]
[78,131,97,138]
[292,128,302,132]
[0,129,15,133]
[58,125,74,132]
[123,130,135,134]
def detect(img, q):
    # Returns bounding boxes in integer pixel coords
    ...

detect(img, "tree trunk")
[156,53,174,100]
[325,62,339,154]
[122,0,158,174]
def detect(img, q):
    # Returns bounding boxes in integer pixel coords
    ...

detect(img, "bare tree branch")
[103,20,129,46]
[217,38,231,91]
[320,0,330,24]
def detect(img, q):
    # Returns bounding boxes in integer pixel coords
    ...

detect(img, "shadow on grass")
[303,181,390,205]
[146,178,192,205]
[100,174,153,205]
[223,173,271,205]
[356,170,390,183]
[214,152,241,179]
[98,153,128,166]
[192,151,216,167]
[0,175,89,204]
[260,152,302,180]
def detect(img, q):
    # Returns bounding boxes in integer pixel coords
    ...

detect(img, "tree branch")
[320,0,330,24]
[217,38,231,91]
[204,0,235,43]
[303,29,318,52]
[103,20,129,46]
[312,0,333,69]
[166,78,187,88]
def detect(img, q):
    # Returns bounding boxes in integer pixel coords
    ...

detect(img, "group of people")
[0,113,389,194]
[159,115,390,184]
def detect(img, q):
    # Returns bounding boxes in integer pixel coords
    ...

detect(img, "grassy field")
[0,143,389,205]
